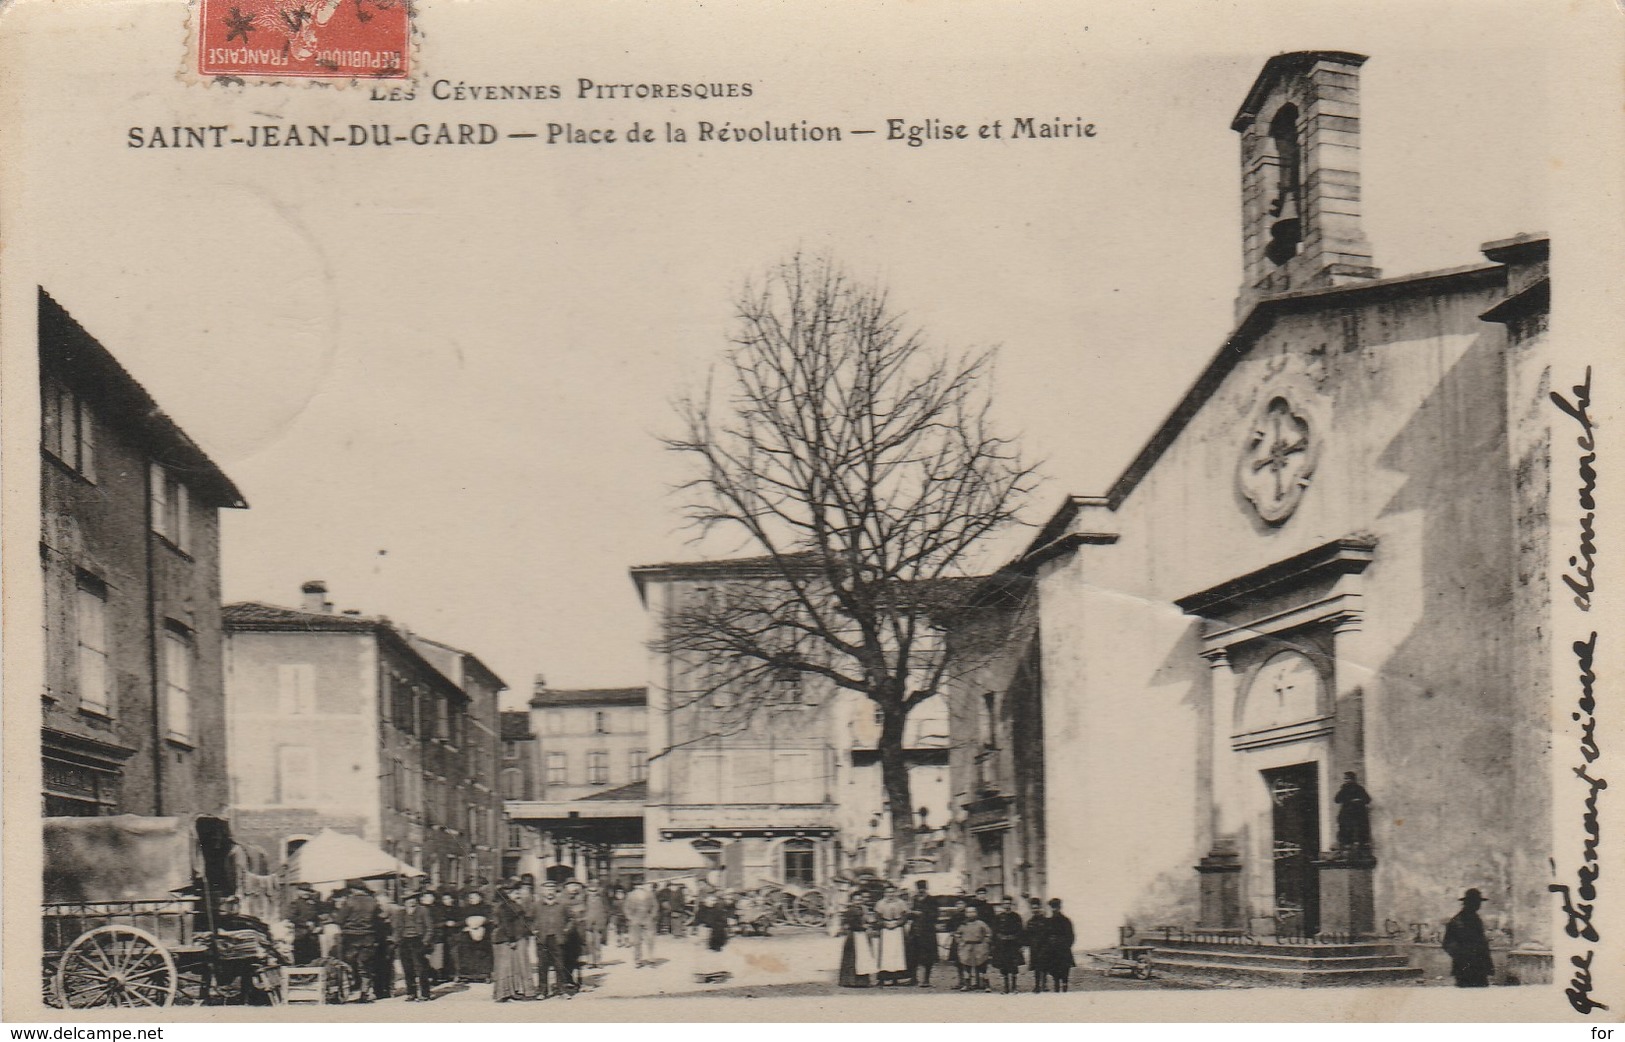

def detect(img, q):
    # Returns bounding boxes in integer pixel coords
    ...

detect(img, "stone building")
[223,582,506,884]
[942,569,1047,901]
[632,555,955,887]
[498,709,541,878]
[633,557,842,887]
[504,686,650,884]
[1017,52,1552,983]
[39,289,247,819]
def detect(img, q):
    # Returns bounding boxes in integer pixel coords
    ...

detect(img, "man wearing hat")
[336,880,381,1002]
[530,880,577,998]
[1442,889,1495,987]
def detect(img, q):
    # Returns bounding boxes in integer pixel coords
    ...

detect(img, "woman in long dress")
[490,885,537,1002]
[433,889,461,984]
[871,887,912,986]
[837,895,878,987]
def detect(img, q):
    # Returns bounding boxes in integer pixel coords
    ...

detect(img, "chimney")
[1233,51,1378,314]
[300,580,332,614]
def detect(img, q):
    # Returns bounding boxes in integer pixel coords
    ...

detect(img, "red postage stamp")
[197,0,410,80]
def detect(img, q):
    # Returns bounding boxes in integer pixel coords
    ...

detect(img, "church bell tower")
[1234,51,1378,312]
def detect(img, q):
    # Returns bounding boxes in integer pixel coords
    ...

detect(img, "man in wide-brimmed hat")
[336,879,381,1001]
[1442,888,1495,987]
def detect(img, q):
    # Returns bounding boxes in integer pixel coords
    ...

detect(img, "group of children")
[839,882,1077,994]
[946,894,1077,993]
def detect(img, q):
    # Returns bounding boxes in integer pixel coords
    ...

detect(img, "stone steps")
[1134,940,1423,987]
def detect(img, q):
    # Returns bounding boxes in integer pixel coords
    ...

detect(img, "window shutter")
[173,480,191,551]
[149,463,168,538]
[75,585,110,714]
[77,405,96,481]
[164,633,192,741]
[41,380,62,457]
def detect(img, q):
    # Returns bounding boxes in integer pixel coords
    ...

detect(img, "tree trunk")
[878,706,916,876]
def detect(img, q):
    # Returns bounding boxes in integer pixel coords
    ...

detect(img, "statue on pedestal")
[1333,771,1373,857]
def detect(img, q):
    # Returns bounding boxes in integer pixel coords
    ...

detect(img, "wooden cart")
[42,816,283,1009]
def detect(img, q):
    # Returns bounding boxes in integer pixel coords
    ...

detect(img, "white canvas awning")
[283,829,425,886]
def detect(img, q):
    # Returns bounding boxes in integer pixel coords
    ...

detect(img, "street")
[365,928,1195,1008]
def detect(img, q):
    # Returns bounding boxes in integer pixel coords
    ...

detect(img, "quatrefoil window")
[1239,394,1319,524]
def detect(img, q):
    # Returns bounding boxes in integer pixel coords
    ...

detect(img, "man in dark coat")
[1030,898,1075,993]
[335,880,381,1002]
[1442,889,1495,987]
[1334,771,1373,853]
[906,881,939,987]
[397,890,437,1001]
[693,893,732,952]
[529,880,577,998]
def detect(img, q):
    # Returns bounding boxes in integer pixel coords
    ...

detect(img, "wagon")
[751,879,831,928]
[43,815,284,1009]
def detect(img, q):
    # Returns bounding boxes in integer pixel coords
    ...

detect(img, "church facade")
[1023,53,1552,982]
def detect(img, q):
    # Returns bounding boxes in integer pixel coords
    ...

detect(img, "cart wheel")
[794,891,828,927]
[54,926,177,1009]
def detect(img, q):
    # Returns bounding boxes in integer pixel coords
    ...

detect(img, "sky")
[4,0,1579,706]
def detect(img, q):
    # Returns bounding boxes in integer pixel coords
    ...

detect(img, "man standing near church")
[1442,889,1495,987]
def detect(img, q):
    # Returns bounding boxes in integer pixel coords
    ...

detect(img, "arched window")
[692,839,723,871]
[1239,650,1324,735]
[1266,105,1303,265]
[502,767,522,799]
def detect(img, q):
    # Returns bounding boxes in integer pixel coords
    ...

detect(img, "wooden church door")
[1264,763,1320,936]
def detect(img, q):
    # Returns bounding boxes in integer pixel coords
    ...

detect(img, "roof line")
[223,601,469,701]
[1017,256,1516,565]
[39,289,247,510]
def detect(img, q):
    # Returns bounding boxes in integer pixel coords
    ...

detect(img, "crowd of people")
[282,875,655,1003]
[838,882,1076,993]
[276,874,1080,1002]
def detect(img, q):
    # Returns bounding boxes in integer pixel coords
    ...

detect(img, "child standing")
[954,905,992,992]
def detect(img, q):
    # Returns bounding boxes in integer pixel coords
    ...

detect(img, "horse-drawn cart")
[43,816,283,1009]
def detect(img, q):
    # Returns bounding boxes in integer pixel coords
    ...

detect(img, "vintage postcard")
[1,0,1621,1027]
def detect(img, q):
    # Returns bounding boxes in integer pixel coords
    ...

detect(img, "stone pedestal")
[1314,855,1376,937]
[1196,847,1244,932]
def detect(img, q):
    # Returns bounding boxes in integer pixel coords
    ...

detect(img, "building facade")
[1022,53,1552,982]
[223,582,506,884]
[39,289,247,820]
[530,687,650,801]
[498,710,541,878]
[503,687,649,884]
[632,556,958,888]
[634,558,841,888]
[942,570,1047,902]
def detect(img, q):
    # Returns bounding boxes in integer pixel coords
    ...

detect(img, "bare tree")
[661,253,1041,870]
